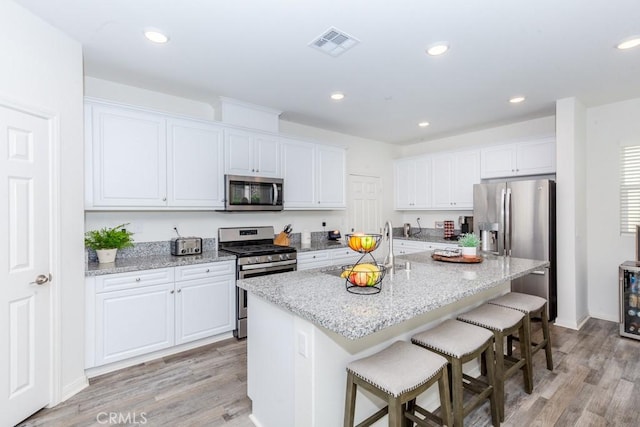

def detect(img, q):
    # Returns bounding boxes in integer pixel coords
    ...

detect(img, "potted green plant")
[458,232,480,258]
[85,223,134,263]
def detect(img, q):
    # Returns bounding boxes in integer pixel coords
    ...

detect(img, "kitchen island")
[237,252,549,427]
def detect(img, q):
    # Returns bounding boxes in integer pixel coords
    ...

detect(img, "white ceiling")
[15,0,640,145]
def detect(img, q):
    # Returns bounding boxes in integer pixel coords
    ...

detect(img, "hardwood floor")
[19,318,640,427]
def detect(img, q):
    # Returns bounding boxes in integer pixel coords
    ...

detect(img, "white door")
[0,105,52,425]
[348,175,381,234]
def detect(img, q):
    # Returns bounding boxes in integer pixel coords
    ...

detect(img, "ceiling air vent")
[309,27,359,57]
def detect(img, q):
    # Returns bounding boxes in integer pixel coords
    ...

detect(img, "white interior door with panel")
[167,119,224,207]
[348,175,381,234]
[0,105,52,426]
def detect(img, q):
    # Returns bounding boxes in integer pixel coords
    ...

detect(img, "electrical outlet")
[322,221,326,227]
[435,221,444,229]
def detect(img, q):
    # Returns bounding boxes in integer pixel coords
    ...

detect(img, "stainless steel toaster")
[171,237,202,256]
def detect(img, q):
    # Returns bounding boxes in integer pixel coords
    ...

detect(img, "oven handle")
[238,263,296,278]
[240,259,297,270]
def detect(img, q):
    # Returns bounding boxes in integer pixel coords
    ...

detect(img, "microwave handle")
[272,183,278,205]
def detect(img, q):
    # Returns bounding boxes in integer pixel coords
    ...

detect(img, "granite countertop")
[85,251,236,276]
[236,253,549,340]
[291,234,458,252]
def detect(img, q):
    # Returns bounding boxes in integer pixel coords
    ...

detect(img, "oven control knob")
[279,254,286,261]
[267,255,273,262]
[254,257,260,264]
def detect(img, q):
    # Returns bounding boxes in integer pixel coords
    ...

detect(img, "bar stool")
[488,292,553,371]
[457,304,533,422]
[344,340,453,427]
[411,319,499,427]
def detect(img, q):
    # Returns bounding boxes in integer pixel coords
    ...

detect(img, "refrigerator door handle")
[505,188,512,256]
[500,188,506,256]
[531,270,546,275]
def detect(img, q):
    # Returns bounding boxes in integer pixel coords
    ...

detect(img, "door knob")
[31,273,51,285]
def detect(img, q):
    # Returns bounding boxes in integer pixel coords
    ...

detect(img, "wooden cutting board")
[274,232,290,247]
[431,254,483,263]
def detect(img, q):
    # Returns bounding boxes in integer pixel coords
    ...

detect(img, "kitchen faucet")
[383,220,394,270]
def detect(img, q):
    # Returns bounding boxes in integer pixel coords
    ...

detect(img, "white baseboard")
[53,375,89,406]
[85,332,234,378]
[588,311,619,323]
[248,414,263,427]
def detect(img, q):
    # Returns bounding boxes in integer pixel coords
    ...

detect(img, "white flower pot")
[96,248,118,264]
[461,247,477,258]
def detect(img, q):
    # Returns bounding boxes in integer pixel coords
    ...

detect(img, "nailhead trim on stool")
[344,340,453,427]
[412,319,499,427]
[488,292,553,371]
[457,304,533,422]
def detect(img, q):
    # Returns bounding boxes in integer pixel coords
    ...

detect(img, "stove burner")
[222,244,296,257]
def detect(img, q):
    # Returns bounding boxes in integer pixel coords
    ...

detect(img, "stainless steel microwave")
[223,175,284,211]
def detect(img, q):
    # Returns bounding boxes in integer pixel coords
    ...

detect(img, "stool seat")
[457,303,525,331]
[347,341,447,397]
[489,292,546,314]
[412,319,493,358]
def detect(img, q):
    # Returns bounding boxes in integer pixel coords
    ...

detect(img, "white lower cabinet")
[297,250,331,270]
[393,239,454,255]
[86,260,235,368]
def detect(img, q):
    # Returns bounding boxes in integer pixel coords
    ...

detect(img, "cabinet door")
[451,150,480,208]
[89,103,167,207]
[167,119,224,207]
[414,157,432,208]
[480,144,516,179]
[515,138,556,176]
[95,283,174,365]
[431,154,453,208]
[316,145,346,208]
[224,129,254,175]
[281,139,315,208]
[394,158,415,209]
[175,274,235,345]
[255,134,281,177]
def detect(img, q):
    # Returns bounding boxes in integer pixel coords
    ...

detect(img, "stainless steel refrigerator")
[473,179,557,320]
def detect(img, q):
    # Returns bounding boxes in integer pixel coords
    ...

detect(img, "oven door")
[235,263,296,339]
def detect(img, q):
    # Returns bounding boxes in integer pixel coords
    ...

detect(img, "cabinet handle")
[136,278,141,282]
[177,289,182,293]
[170,290,175,294]
[163,197,167,201]
[206,269,210,273]
[252,168,255,172]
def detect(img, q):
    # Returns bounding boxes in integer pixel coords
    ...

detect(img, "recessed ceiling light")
[509,96,526,104]
[426,43,449,56]
[144,30,169,44]
[330,92,345,101]
[418,121,430,128]
[617,37,640,50]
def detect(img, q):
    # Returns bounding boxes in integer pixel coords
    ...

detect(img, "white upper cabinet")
[481,137,556,178]
[167,118,225,208]
[281,138,346,210]
[224,128,281,177]
[394,156,431,209]
[85,100,226,210]
[316,145,346,208]
[87,102,168,207]
[281,139,315,208]
[431,150,480,209]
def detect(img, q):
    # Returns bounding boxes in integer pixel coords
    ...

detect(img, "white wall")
[83,78,400,241]
[1,1,85,402]
[395,116,556,230]
[586,97,640,321]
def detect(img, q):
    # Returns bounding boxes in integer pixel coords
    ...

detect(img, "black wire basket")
[342,263,387,294]
[345,233,383,254]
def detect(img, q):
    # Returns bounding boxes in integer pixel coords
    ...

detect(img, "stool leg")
[493,331,505,422]
[388,396,403,427]
[541,304,554,371]
[405,399,415,427]
[484,343,499,427]
[450,359,464,427]
[344,372,357,427]
[519,321,533,394]
[438,366,453,427]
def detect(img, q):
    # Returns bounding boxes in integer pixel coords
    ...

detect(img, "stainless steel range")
[218,226,297,338]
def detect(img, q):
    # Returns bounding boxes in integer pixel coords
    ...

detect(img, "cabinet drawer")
[175,260,235,282]
[297,251,330,270]
[95,268,174,293]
